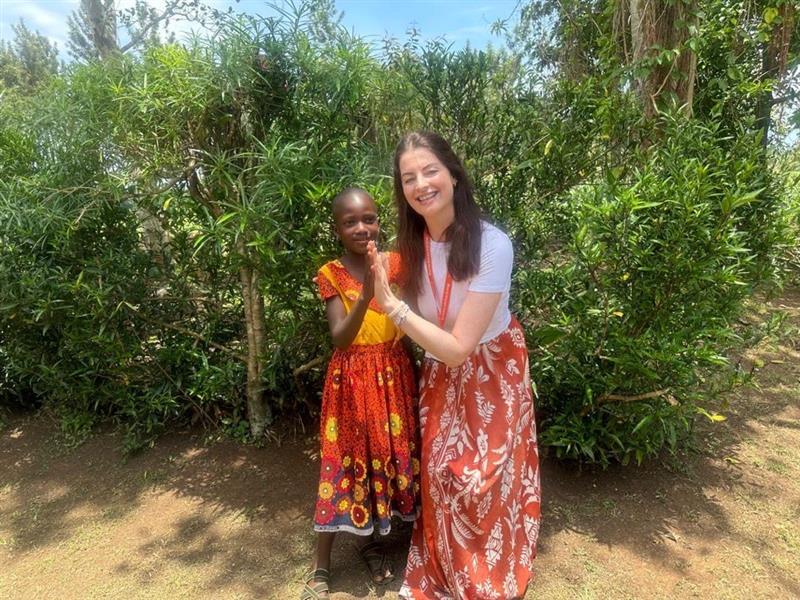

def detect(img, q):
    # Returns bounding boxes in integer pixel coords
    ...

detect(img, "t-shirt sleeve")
[315,267,338,301]
[468,227,513,293]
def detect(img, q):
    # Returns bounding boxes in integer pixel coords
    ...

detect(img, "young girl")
[302,187,419,600]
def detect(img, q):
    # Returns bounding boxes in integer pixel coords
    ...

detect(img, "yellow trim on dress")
[318,262,403,346]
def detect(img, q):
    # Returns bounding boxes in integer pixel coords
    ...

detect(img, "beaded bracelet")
[388,301,410,326]
[394,303,411,326]
[387,300,405,321]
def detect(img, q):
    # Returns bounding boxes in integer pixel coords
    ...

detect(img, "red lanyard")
[424,230,453,328]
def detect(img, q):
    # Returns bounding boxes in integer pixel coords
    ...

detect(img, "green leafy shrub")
[528,114,791,465]
[0,2,797,462]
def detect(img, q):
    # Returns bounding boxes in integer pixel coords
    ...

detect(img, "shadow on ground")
[1,289,798,599]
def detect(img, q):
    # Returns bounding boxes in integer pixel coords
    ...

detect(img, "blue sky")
[0,0,518,58]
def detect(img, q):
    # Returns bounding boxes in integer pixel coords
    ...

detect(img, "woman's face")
[398,147,456,223]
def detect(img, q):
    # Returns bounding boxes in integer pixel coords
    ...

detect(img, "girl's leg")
[301,532,336,599]
[355,534,394,583]
[313,531,336,572]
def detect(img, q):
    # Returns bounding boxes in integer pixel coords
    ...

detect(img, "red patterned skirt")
[314,340,419,535]
[399,319,541,599]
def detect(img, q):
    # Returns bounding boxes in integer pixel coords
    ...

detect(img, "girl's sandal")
[300,568,330,599]
[358,540,395,584]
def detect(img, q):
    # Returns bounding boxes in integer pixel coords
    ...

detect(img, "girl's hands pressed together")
[361,257,375,302]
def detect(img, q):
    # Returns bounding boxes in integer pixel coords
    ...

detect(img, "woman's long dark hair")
[393,131,482,297]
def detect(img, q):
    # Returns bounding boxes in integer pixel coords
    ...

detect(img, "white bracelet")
[388,301,409,324]
[395,303,411,326]
[387,301,406,320]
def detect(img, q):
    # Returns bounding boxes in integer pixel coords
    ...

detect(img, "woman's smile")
[399,147,456,224]
[415,190,438,205]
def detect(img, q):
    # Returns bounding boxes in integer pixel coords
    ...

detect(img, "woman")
[367,131,541,599]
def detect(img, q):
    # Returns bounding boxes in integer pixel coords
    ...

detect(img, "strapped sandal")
[300,568,330,599]
[358,540,395,584]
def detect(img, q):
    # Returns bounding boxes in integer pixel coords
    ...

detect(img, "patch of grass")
[141,468,170,486]
[62,520,108,553]
[601,498,620,517]
[776,522,800,552]
[549,501,578,525]
[764,458,790,475]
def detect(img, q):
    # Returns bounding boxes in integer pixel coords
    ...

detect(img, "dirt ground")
[1,290,799,600]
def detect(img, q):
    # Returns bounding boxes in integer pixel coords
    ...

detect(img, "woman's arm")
[324,267,374,349]
[389,291,501,367]
[369,244,500,367]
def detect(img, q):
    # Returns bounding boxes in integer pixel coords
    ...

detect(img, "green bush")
[0,3,797,462]
[527,114,791,465]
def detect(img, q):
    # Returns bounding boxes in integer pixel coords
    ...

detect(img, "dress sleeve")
[388,252,407,286]
[315,266,339,301]
[468,227,513,294]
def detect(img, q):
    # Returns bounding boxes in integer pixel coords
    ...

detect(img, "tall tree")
[614,0,699,117]
[0,21,59,92]
[67,0,202,61]
[755,1,797,146]
[67,0,118,61]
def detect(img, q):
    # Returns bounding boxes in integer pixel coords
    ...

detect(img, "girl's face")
[398,147,456,223]
[333,193,380,256]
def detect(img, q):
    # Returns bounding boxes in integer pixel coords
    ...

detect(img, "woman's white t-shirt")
[416,222,513,360]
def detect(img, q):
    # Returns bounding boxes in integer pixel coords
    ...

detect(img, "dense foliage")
[1,1,798,463]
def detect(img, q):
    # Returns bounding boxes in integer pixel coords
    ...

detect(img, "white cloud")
[48,35,68,50]
[14,2,67,30]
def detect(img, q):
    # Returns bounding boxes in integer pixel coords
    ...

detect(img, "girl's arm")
[368,245,501,368]
[324,267,374,349]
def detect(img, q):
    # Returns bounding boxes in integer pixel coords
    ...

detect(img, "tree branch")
[124,304,246,362]
[581,388,672,415]
[119,2,181,54]
[598,388,670,403]
[292,356,326,377]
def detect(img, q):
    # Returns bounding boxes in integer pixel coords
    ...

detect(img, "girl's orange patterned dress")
[314,253,420,535]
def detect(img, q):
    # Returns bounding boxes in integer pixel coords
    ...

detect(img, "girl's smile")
[334,193,380,256]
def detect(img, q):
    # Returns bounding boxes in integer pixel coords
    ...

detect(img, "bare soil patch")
[1,289,799,599]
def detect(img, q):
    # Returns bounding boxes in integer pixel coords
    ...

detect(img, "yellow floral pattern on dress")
[390,412,403,436]
[325,417,338,442]
[336,497,351,514]
[353,483,366,503]
[319,481,334,500]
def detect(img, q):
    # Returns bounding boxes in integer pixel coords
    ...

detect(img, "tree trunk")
[625,0,698,118]
[755,3,796,148]
[185,164,271,437]
[238,241,271,438]
[86,0,118,60]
